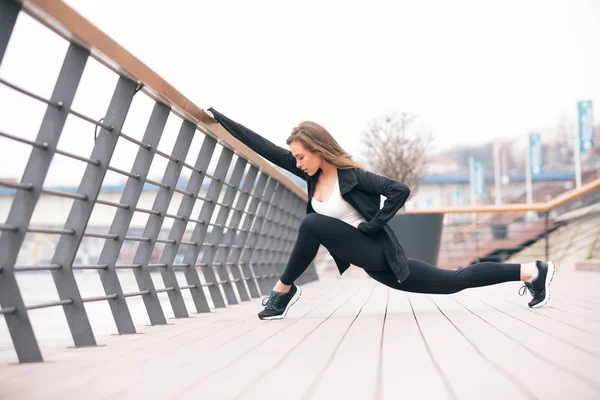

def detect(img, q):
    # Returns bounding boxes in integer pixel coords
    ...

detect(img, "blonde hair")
[286,121,363,169]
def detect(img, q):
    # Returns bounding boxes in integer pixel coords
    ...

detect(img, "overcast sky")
[1,0,599,185]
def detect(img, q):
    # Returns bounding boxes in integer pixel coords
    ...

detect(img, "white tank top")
[311,177,367,228]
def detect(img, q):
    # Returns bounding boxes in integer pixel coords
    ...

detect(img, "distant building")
[422,156,461,175]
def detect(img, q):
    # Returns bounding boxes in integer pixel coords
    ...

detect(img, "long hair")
[286,121,363,170]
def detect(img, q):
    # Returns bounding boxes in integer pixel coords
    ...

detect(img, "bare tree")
[361,112,433,196]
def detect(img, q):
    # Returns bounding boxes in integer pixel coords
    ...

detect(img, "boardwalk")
[1,270,600,400]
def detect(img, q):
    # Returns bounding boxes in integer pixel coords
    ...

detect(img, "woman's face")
[289,140,321,176]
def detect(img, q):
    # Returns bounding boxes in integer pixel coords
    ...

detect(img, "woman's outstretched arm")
[207,108,309,181]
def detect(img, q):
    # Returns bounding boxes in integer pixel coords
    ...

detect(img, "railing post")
[266,189,294,288]
[0,43,89,362]
[97,102,169,327]
[51,76,138,336]
[157,133,217,315]
[182,147,233,310]
[253,183,286,294]
[199,156,247,306]
[228,172,270,299]
[279,191,301,282]
[130,119,196,322]
[217,165,259,302]
[242,178,278,296]
[0,0,33,363]
[286,195,305,279]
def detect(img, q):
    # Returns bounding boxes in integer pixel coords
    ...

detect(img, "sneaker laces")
[261,293,280,310]
[518,282,535,298]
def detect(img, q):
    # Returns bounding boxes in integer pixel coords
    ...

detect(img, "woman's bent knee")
[298,213,328,234]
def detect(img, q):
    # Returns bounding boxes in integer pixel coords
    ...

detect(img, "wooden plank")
[308,285,388,400]
[484,286,600,336]
[408,292,528,399]
[439,293,600,398]
[237,281,378,400]
[378,289,448,399]
[553,289,600,305]
[554,294,600,312]
[548,299,600,321]
[464,290,600,356]
[552,273,600,295]
[172,282,369,400]
[552,289,600,303]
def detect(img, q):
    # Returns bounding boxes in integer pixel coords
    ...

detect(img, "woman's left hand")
[358,222,380,236]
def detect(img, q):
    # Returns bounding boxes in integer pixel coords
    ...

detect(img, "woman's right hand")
[205,109,215,119]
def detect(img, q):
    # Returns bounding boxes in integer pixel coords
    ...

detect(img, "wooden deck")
[1,270,600,399]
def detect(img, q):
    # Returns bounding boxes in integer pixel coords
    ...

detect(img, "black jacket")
[208,108,411,283]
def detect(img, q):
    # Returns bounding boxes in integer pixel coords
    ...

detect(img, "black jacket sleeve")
[355,169,411,235]
[208,108,309,181]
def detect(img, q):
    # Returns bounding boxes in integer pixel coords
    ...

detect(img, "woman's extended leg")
[366,258,555,308]
[366,258,521,294]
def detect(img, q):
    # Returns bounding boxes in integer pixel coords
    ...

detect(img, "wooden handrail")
[21,0,308,201]
[406,203,547,214]
[407,177,600,214]
[545,176,600,210]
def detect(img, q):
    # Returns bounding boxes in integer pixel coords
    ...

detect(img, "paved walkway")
[1,270,599,399]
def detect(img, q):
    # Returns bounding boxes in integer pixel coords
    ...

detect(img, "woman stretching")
[204,108,555,320]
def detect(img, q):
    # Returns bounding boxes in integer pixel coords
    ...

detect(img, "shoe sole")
[531,261,555,308]
[259,285,302,320]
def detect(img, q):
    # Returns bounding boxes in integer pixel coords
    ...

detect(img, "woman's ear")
[316,152,324,164]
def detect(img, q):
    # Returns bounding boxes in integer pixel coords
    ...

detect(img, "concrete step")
[575,259,600,272]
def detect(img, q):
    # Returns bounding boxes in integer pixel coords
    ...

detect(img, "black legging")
[279,213,521,294]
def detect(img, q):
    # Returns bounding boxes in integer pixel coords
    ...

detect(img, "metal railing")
[0,0,315,363]
[407,177,600,270]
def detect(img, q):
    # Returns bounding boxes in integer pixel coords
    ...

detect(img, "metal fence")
[0,0,315,363]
